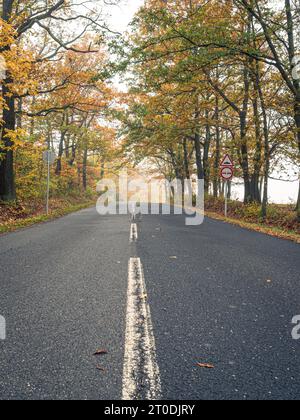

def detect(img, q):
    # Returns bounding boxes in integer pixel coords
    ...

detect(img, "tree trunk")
[100,158,105,179]
[240,30,251,204]
[68,140,76,166]
[195,132,204,178]
[285,0,300,219]
[240,110,251,203]
[183,138,192,197]
[213,95,221,198]
[0,2,16,201]
[55,114,68,176]
[0,79,16,201]
[250,89,262,203]
[294,97,300,219]
[55,131,66,176]
[29,97,36,137]
[82,145,88,190]
[257,66,270,219]
[16,98,22,129]
[183,138,190,180]
[203,113,211,194]
[194,99,204,195]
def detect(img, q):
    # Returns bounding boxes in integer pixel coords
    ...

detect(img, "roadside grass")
[204,196,300,244]
[0,196,95,234]
[205,210,300,244]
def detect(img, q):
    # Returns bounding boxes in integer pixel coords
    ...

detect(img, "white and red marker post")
[220,154,234,217]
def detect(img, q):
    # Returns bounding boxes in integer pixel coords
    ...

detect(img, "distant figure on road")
[130,204,136,222]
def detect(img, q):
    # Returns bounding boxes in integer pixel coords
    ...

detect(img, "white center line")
[122,258,162,400]
[130,223,138,242]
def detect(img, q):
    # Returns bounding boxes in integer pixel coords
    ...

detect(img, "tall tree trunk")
[183,138,192,197]
[285,0,300,219]
[203,111,211,194]
[194,132,204,181]
[240,110,251,203]
[29,97,36,137]
[194,98,204,189]
[183,138,190,180]
[65,135,70,160]
[82,144,88,190]
[55,131,66,176]
[16,98,22,129]
[69,140,76,166]
[257,67,270,219]
[0,1,16,201]
[0,78,16,201]
[250,80,262,204]
[203,124,211,194]
[294,97,300,219]
[241,21,252,204]
[100,157,105,179]
[213,95,221,198]
[55,114,68,176]
[169,148,182,182]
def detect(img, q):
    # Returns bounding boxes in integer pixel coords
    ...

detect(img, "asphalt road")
[0,207,299,400]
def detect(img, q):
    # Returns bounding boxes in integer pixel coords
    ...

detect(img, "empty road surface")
[0,207,300,400]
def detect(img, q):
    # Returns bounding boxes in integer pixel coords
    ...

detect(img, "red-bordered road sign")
[220,154,234,168]
[220,166,233,181]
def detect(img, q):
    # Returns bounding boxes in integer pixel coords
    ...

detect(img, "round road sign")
[43,150,57,165]
[221,166,233,181]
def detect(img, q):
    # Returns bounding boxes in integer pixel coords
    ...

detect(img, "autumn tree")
[0,0,119,201]
[113,0,299,218]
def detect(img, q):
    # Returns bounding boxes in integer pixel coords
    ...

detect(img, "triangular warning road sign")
[220,154,234,167]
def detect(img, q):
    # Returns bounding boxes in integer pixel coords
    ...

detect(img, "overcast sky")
[106,0,145,32]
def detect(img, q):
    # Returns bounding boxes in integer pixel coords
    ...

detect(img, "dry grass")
[0,195,95,234]
[204,196,300,243]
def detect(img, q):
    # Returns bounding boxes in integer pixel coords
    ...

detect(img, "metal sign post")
[225,181,229,218]
[46,152,51,215]
[220,155,234,217]
[43,150,57,215]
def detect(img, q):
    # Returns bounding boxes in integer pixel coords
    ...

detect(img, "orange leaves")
[31,43,113,116]
[0,18,37,96]
[3,129,27,150]
[196,363,215,369]
[3,46,37,96]
[0,18,16,49]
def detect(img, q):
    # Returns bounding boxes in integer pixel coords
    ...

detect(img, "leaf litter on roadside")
[94,349,108,356]
[94,350,108,373]
[197,362,215,369]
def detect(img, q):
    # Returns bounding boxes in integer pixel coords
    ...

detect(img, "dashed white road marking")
[130,223,138,242]
[122,258,161,400]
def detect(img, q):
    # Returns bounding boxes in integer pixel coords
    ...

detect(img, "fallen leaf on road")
[197,363,215,369]
[96,365,106,372]
[170,256,178,259]
[94,349,108,356]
